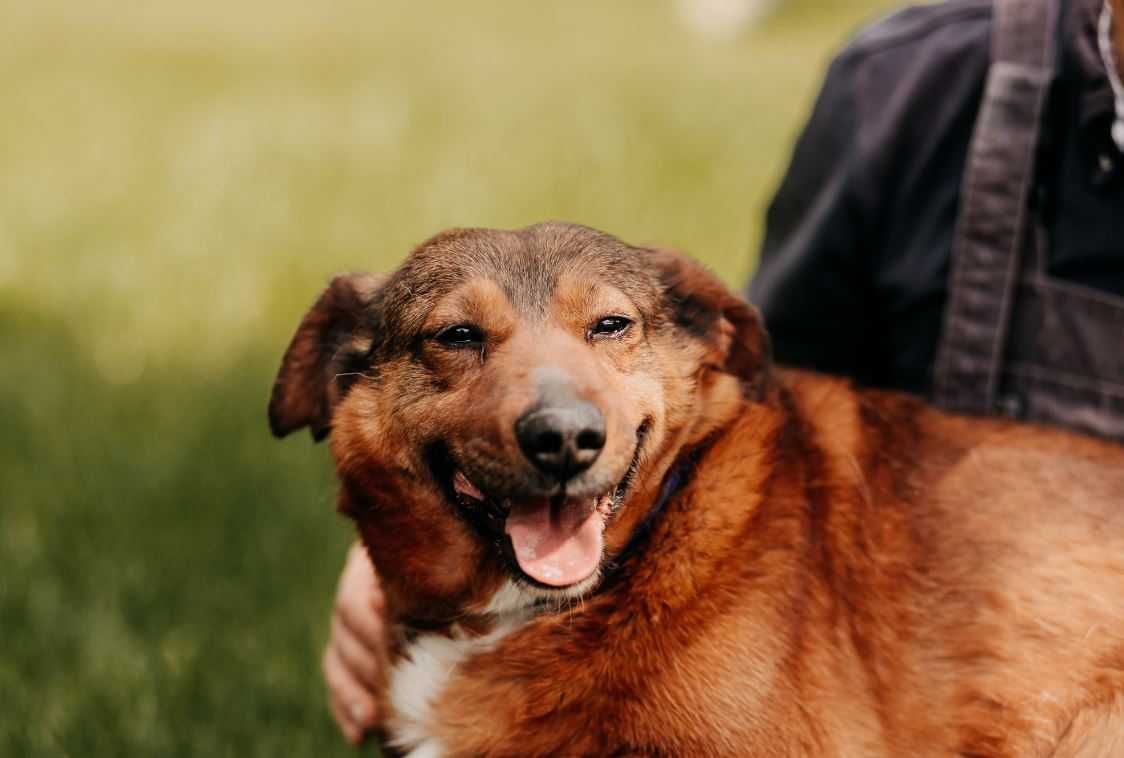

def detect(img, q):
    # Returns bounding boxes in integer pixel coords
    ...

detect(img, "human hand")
[323,541,386,744]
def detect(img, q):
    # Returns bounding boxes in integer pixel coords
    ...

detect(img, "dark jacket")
[749,0,1124,397]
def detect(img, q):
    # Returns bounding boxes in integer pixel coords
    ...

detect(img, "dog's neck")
[593,442,707,593]
[588,373,884,628]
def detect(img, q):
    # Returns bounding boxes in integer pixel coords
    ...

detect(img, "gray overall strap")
[932,0,1062,414]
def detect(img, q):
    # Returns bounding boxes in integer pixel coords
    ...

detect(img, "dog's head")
[270,222,770,619]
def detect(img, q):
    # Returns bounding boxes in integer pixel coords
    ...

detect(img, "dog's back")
[729,372,1124,756]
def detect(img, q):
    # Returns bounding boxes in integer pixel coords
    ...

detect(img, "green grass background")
[1,1,895,754]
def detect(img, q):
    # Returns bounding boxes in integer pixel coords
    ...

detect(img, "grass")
[1,0,895,754]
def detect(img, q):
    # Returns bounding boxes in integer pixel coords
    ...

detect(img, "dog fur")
[270,222,1124,757]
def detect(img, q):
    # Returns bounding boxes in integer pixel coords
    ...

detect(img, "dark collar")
[597,448,701,586]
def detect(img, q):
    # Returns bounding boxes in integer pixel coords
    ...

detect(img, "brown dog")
[270,222,1124,757]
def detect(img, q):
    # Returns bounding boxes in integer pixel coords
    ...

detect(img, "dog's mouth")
[454,473,615,587]
[431,421,650,590]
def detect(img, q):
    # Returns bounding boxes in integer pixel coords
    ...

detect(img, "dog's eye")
[590,316,632,339]
[435,324,485,348]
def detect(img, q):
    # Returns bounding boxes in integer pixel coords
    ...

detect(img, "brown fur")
[271,222,1124,757]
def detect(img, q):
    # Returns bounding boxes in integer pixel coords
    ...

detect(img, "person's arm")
[748,52,876,382]
[323,541,385,744]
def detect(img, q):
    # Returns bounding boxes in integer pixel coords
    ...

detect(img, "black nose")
[515,403,606,479]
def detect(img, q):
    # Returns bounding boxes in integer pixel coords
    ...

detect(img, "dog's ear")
[650,249,772,397]
[269,273,386,441]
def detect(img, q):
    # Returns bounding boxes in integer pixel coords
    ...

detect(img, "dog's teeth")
[453,471,485,501]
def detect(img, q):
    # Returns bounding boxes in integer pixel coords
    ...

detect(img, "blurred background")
[1,0,895,754]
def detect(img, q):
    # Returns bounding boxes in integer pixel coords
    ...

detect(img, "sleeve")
[747,53,876,382]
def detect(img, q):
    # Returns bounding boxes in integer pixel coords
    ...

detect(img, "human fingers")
[323,644,378,742]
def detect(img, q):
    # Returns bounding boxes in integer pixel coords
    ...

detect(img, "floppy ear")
[268,273,386,441]
[650,249,772,397]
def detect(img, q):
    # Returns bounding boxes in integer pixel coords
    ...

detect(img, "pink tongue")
[504,499,605,587]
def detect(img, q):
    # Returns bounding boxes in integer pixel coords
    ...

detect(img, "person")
[323,0,1124,742]
[751,0,1124,440]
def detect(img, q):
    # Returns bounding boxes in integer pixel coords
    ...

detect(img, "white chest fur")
[387,582,537,758]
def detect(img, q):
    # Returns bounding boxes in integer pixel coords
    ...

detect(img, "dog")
[269,222,1124,757]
